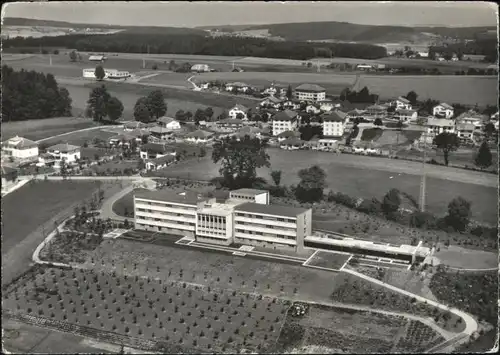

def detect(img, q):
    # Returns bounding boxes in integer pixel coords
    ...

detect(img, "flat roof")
[230,188,268,196]
[234,202,309,218]
[135,190,209,205]
[199,200,245,216]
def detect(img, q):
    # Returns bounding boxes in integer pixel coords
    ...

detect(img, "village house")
[365,104,388,119]
[317,139,340,151]
[46,143,81,165]
[109,133,138,147]
[1,165,18,192]
[139,143,177,160]
[322,111,346,138]
[36,153,57,167]
[263,83,286,98]
[157,116,181,130]
[123,121,148,131]
[1,136,39,161]
[433,103,454,119]
[277,130,300,143]
[282,99,302,111]
[305,103,322,115]
[229,104,249,120]
[393,109,418,122]
[148,126,174,141]
[456,123,475,142]
[145,155,176,171]
[390,96,413,111]
[294,83,326,102]
[233,126,265,140]
[225,82,252,93]
[216,118,245,132]
[424,118,456,141]
[455,111,489,127]
[279,137,304,150]
[319,99,340,113]
[272,110,299,136]
[184,130,214,144]
[259,96,283,110]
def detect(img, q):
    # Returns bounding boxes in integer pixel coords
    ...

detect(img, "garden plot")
[392,320,446,353]
[39,231,104,264]
[330,272,466,333]
[304,250,352,271]
[3,266,291,353]
[76,238,341,304]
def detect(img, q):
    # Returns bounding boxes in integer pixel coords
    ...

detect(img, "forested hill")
[201,21,496,42]
[3,33,388,60]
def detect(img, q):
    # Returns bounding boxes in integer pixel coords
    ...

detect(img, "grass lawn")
[360,128,384,141]
[1,181,101,254]
[38,129,116,147]
[159,149,497,224]
[1,117,99,141]
[90,160,138,174]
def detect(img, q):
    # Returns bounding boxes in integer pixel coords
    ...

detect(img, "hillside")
[200,21,497,43]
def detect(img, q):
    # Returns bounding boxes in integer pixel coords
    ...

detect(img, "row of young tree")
[3,33,388,61]
[2,65,72,121]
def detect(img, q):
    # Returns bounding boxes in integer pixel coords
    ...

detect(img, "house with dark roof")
[139,143,177,160]
[157,117,181,130]
[148,126,175,141]
[145,154,176,171]
[323,111,347,137]
[390,96,412,111]
[393,109,418,122]
[272,110,298,136]
[216,118,245,131]
[229,104,249,120]
[46,143,81,164]
[294,83,326,102]
[260,96,283,110]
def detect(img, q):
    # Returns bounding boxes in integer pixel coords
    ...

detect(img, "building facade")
[1,136,39,161]
[46,143,81,164]
[272,110,298,136]
[322,111,346,137]
[294,84,326,102]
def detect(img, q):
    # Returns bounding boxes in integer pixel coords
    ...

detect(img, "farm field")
[151,149,498,224]
[38,129,116,147]
[353,75,498,106]
[1,180,101,255]
[1,117,100,141]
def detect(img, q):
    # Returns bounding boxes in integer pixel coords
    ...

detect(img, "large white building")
[294,84,326,102]
[1,136,39,161]
[191,64,210,73]
[82,68,131,79]
[322,111,346,137]
[272,110,298,136]
[134,188,311,251]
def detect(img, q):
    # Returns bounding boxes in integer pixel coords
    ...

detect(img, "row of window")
[234,237,295,248]
[136,209,193,219]
[197,235,229,242]
[230,195,254,200]
[198,215,227,223]
[136,217,195,226]
[235,229,295,240]
[197,229,227,236]
[235,213,295,223]
[138,201,196,210]
[235,221,296,232]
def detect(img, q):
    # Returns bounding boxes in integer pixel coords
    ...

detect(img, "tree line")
[3,33,388,60]
[1,65,72,122]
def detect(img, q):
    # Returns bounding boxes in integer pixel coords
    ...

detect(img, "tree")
[204,107,214,121]
[474,141,492,170]
[446,197,471,232]
[198,147,206,158]
[146,90,167,119]
[483,122,496,139]
[212,135,270,189]
[87,85,110,121]
[134,98,152,123]
[194,109,206,125]
[95,65,106,81]
[374,118,383,126]
[405,91,418,106]
[286,85,293,100]
[382,189,401,216]
[236,112,244,120]
[69,50,77,62]
[295,165,326,203]
[433,132,460,166]
[270,170,282,186]
[106,97,124,121]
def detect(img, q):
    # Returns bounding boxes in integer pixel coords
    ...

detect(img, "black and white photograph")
[1,1,498,354]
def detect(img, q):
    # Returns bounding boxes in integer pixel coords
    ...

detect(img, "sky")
[2,1,498,28]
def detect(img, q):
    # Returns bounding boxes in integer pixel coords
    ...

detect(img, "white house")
[393,109,418,122]
[424,118,456,141]
[157,116,181,130]
[391,96,412,111]
[319,99,338,113]
[1,136,39,161]
[145,155,176,171]
[1,165,18,192]
[305,103,322,115]
[263,83,286,97]
[82,68,130,80]
[191,64,210,73]
[294,84,326,102]
[272,110,298,136]
[184,130,214,144]
[456,123,475,141]
[225,82,251,93]
[46,143,81,165]
[418,51,429,58]
[148,126,174,141]
[277,131,300,143]
[140,143,177,160]
[282,100,302,111]
[356,64,374,71]
[456,111,488,127]
[229,104,249,120]
[322,111,346,137]
[433,103,454,119]
[123,121,147,131]
[260,96,283,109]
[89,55,106,62]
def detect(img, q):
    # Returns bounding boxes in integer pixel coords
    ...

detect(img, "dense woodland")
[3,33,388,60]
[1,65,72,122]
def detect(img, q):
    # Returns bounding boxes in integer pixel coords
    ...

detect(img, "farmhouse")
[456,123,475,142]
[294,84,326,102]
[456,111,489,126]
[1,165,18,192]
[109,133,138,147]
[433,103,454,119]
[139,143,176,160]
[277,130,300,142]
[260,96,283,109]
[123,121,148,131]
[393,109,418,122]
[263,83,286,97]
[317,139,339,151]
[272,110,298,136]
[390,96,412,111]
[145,155,176,171]
[365,104,388,119]
[279,138,305,150]
[157,116,181,130]
[216,118,245,131]
[148,126,174,141]
[225,82,252,93]
[46,143,81,165]
[305,103,322,115]
[322,111,346,137]
[82,68,130,79]
[191,64,210,73]
[134,188,311,251]
[282,99,302,110]
[229,104,249,120]
[1,136,39,161]
[423,118,456,141]
[184,130,214,144]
